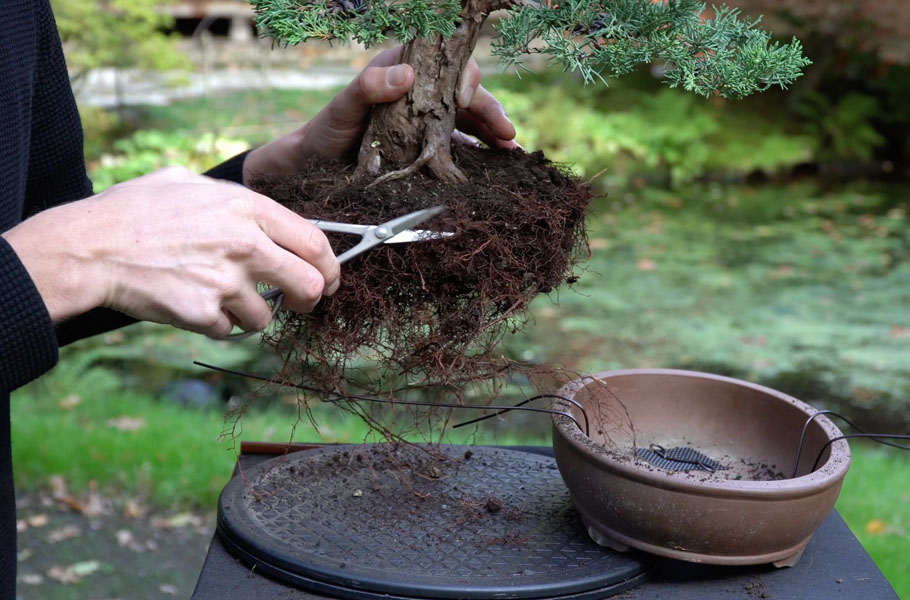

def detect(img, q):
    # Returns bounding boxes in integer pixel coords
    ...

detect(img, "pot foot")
[772,546,806,568]
[586,523,632,553]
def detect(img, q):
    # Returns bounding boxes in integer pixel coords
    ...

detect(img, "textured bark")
[355,0,504,183]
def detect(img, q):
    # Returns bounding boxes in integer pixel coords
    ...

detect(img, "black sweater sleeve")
[0,238,58,392]
[1,0,83,382]
[204,150,250,184]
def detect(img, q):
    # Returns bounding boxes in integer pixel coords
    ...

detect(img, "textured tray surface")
[218,445,650,599]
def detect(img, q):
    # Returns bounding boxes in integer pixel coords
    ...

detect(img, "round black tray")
[218,445,653,599]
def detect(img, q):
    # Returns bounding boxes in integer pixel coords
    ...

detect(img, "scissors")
[228,205,447,340]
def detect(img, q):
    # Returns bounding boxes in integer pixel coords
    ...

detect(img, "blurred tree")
[51,0,191,155]
[725,1,910,67]
[726,0,910,166]
[51,0,189,97]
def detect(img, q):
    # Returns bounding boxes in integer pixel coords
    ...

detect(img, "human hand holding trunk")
[2,166,339,338]
[242,46,518,183]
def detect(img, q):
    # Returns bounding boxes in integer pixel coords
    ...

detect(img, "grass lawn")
[836,444,909,597]
[11,326,551,509]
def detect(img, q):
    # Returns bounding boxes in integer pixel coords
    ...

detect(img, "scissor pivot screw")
[374,226,392,239]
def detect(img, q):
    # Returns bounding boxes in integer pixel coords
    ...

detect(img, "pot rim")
[552,368,851,499]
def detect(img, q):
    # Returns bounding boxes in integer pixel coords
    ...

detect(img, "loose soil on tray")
[251,145,591,396]
[239,445,576,561]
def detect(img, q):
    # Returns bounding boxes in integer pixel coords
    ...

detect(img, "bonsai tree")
[238,0,810,416]
[252,0,809,183]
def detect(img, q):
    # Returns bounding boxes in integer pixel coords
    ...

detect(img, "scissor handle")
[226,206,446,340]
[307,220,370,235]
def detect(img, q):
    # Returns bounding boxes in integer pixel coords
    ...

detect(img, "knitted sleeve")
[23,0,92,216]
[0,0,79,391]
[204,150,251,183]
[0,239,58,392]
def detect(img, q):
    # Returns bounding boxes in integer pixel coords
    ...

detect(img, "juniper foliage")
[251,0,810,99]
[251,0,463,47]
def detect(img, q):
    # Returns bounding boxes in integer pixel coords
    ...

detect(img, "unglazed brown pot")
[551,369,850,567]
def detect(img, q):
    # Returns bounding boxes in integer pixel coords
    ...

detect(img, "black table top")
[191,446,899,600]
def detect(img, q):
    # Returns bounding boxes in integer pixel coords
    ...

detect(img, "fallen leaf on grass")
[52,480,109,516]
[69,560,102,577]
[58,496,85,513]
[116,529,135,548]
[46,560,102,584]
[78,489,107,517]
[536,307,560,319]
[636,258,657,272]
[26,513,49,527]
[19,573,43,585]
[865,519,886,535]
[890,325,910,338]
[46,566,78,584]
[48,475,68,499]
[46,525,81,544]
[106,416,146,431]
[58,394,81,410]
[770,264,795,278]
[123,498,148,519]
[154,512,203,530]
[115,528,149,553]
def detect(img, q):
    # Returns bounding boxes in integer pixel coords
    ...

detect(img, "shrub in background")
[89,130,248,191]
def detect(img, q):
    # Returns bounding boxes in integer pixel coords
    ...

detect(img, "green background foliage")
[51,0,189,79]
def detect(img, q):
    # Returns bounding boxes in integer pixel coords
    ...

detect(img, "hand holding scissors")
[228,206,447,340]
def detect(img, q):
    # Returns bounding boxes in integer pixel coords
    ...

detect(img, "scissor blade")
[384,229,454,243]
[380,205,446,237]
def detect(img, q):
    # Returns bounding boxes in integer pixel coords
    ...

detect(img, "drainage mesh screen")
[635,445,727,472]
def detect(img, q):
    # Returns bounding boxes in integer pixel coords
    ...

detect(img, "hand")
[2,167,339,338]
[243,47,519,183]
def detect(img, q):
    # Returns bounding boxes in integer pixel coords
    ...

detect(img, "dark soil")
[251,145,591,398]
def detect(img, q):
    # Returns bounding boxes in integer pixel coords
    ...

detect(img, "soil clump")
[252,145,591,399]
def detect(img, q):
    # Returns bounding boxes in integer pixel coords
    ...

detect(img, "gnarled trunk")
[355,0,502,183]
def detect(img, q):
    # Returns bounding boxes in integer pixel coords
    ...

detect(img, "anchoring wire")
[193,361,589,436]
[792,409,910,478]
[450,394,590,437]
[195,361,909,477]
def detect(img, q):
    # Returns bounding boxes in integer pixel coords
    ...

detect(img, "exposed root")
[366,144,467,188]
[366,149,432,189]
[251,145,592,407]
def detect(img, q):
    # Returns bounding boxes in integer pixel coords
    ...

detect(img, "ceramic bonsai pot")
[551,368,850,567]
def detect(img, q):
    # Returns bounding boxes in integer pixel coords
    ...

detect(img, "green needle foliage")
[251,0,810,99]
[251,0,462,46]
[495,1,810,97]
